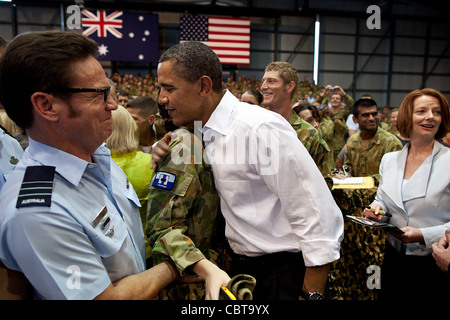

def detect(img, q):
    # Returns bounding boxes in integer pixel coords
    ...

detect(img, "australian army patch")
[152,171,176,191]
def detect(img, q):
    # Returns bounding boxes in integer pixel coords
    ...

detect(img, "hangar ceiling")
[8,0,449,20]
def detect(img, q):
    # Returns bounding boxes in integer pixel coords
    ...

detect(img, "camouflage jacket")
[288,110,334,175]
[318,117,335,147]
[146,128,219,276]
[344,127,403,185]
[324,110,349,162]
[316,93,354,115]
[154,112,168,141]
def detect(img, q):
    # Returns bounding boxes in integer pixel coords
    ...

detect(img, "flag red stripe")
[209,31,250,36]
[207,39,249,44]
[210,16,250,22]
[209,23,250,30]
[209,47,250,51]
[82,21,122,26]
[216,55,250,59]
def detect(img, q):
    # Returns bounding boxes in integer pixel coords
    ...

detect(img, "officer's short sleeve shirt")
[0,139,145,299]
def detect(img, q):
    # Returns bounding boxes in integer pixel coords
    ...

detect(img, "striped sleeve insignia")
[16,166,56,208]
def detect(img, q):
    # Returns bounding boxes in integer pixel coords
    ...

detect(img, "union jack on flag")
[80,9,159,62]
[82,10,123,38]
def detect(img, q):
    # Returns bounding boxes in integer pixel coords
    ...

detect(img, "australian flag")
[81,9,159,62]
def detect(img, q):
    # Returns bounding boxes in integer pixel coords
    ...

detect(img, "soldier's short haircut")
[265,61,299,87]
[352,98,378,117]
[126,96,158,117]
[159,41,223,93]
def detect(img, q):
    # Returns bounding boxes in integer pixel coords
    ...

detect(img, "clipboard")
[346,215,404,234]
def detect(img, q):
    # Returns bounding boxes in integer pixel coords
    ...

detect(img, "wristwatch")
[300,290,325,300]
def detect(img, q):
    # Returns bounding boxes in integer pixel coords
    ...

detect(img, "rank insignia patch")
[16,166,56,208]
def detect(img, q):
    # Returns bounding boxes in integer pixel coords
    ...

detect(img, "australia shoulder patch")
[152,171,176,191]
[16,166,56,208]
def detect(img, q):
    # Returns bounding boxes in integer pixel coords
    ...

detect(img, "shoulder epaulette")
[16,166,56,208]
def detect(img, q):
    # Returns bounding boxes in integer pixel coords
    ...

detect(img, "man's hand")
[333,85,346,96]
[322,84,333,97]
[192,259,231,300]
[299,264,330,300]
[151,132,173,169]
[330,172,346,180]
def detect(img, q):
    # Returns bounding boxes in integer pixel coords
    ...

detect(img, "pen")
[364,205,392,217]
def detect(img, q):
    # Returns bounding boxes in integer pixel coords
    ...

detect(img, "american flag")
[180,14,250,65]
[81,9,159,62]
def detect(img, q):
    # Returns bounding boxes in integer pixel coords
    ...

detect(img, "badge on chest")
[152,171,176,191]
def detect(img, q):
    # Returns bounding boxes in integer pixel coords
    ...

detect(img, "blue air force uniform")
[0,127,24,190]
[0,138,146,299]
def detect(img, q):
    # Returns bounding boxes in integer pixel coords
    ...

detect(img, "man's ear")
[148,114,155,126]
[30,92,61,122]
[287,81,296,94]
[199,76,213,95]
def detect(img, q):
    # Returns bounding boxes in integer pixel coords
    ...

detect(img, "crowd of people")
[0,31,449,301]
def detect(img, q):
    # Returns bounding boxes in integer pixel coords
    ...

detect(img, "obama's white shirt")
[201,90,344,267]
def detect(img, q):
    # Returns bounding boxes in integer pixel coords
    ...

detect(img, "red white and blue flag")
[81,9,159,62]
[180,14,251,65]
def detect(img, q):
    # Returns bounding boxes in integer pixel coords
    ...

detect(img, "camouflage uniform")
[344,126,403,185]
[318,116,335,146]
[146,128,221,300]
[154,112,168,141]
[380,121,390,131]
[316,94,353,162]
[288,110,334,175]
[322,110,348,162]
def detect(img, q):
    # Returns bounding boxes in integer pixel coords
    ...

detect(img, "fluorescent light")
[0,0,13,2]
[313,14,320,84]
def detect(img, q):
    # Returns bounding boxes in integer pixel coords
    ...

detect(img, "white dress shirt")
[201,90,344,267]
